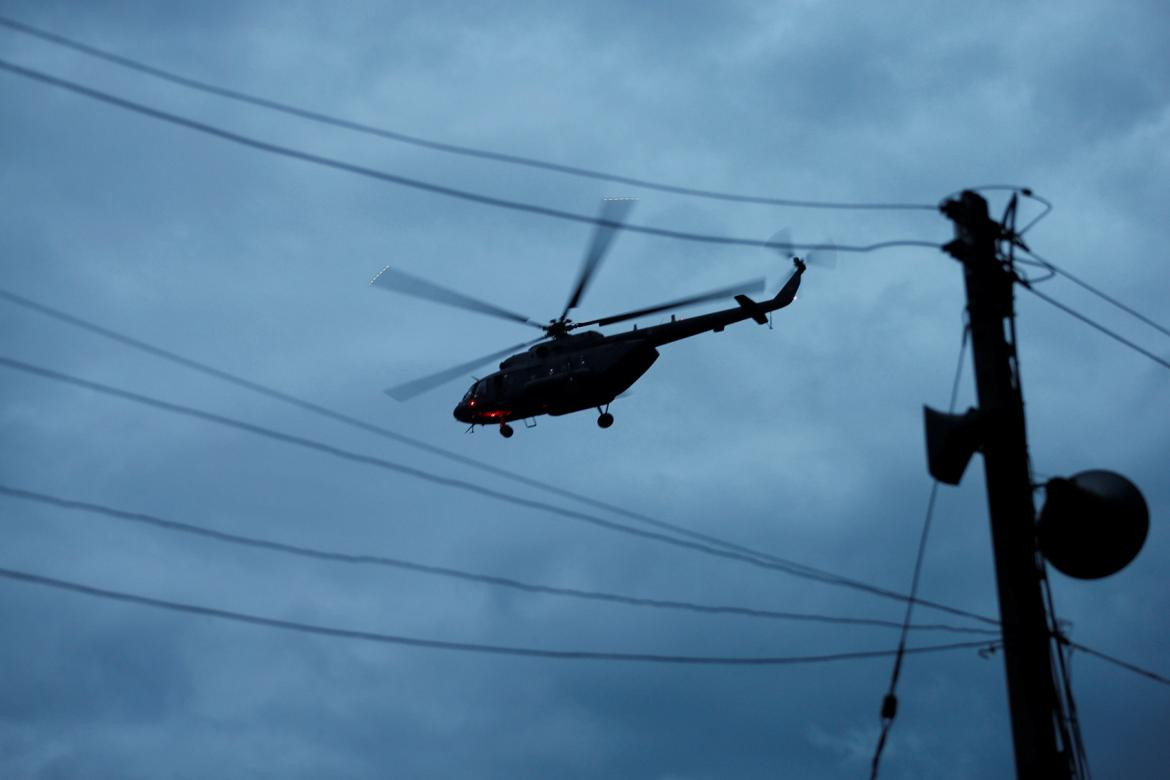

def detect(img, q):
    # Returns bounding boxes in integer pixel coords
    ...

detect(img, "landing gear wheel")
[597,412,614,429]
[499,423,514,438]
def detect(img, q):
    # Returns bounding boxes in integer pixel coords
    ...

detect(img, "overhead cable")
[0,565,998,665]
[870,324,970,779]
[1016,194,1053,236]
[0,14,935,212]
[1068,641,1170,688]
[0,353,999,627]
[0,484,998,636]
[1021,250,1170,340]
[1043,577,1092,778]
[0,57,939,254]
[0,287,979,619]
[1020,285,1170,372]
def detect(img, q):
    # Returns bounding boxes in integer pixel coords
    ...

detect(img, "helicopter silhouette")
[372,198,807,437]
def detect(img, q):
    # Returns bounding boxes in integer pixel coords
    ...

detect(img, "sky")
[1,0,1167,777]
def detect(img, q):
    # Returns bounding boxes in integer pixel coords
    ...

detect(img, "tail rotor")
[766,228,838,270]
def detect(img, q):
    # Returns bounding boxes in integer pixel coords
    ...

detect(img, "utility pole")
[941,191,1069,778]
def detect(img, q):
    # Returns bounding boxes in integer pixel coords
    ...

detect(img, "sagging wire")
[1015,198,1089,777]
[0,483,999,636]
[0,565,1002,666]
[0,56,940,255]
[1019,286,1170,372]
[1067,643,1170,687]
[869,321,971,779]
[1020,249,1170,341]
[1042,573,1093,779]
[998,197,1170,373]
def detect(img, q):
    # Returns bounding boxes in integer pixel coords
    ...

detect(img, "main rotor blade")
[559,197,636,322]
[371,266,543,329]
[385,338,545,401]
[765,228,794,257]
[573,277,766,329]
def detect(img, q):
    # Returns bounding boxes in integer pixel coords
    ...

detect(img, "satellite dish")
[1038,470,1149,580]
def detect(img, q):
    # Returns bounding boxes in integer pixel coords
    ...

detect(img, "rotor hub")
[545,319,573,339]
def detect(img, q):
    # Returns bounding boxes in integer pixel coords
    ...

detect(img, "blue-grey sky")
[1,1,1167,777]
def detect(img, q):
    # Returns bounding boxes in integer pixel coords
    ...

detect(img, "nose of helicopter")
[453,401,473,423]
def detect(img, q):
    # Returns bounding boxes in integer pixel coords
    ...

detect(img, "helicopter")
[372,198,809,437]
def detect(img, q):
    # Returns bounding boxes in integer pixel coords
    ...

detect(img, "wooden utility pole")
[941,191,1069,778]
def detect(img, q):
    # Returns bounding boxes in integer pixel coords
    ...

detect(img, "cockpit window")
[463,377,496,401]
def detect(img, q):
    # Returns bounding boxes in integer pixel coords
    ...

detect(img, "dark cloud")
[1,0,1167,777]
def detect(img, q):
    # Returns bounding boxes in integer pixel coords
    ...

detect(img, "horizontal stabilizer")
[734,295,768,325]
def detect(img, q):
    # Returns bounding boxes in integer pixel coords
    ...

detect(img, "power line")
[1017,194,1053,236]
[0,483,998,636]
[1067,641,1170,688]
[0,353,994,624]
[0,57,940,255]
[0,565,998,665]
[0,353,999,627]
[1021,250,1170,341]
[0,288,1001,626]
[1020,284,1170,372]
[0,13,936,213]
[4,493,1148,691]
[1043,576,1092,778]
[871,324,970,779]
[0,286,877,591]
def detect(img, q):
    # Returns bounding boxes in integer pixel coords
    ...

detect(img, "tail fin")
[771,258,806,308]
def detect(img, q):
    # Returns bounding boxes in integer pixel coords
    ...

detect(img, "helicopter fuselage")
[453,261,804,427]
[453,332,657,425]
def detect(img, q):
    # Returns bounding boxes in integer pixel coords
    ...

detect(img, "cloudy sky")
[1,0,1167,777]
